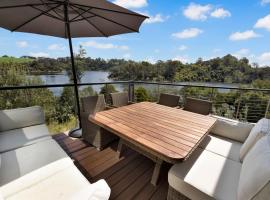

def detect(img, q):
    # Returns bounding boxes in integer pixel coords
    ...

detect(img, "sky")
[1,0,270,66]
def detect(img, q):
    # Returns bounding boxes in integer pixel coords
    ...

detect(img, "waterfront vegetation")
[0,53,269,133]
[1,53,269,85]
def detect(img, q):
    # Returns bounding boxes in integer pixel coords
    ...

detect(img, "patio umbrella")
[0,0,147,137]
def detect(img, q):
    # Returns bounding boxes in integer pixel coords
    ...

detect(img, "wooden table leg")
[151,159,163,186]
[117,139,124,159]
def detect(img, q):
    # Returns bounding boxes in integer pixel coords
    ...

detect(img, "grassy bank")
[48,116,77,135]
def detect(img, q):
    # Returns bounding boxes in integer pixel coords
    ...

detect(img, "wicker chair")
[183,97,212,115]
[81,95,118,150]
[110,92,132,107]
[158,93,180,107]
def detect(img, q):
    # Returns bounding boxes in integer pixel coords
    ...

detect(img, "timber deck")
[53,133,170,200]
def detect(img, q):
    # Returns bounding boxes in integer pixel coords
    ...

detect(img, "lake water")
[31,71,124,96]
[32,71,240,96]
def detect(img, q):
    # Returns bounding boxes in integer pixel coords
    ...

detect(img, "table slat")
[90,102,216,162]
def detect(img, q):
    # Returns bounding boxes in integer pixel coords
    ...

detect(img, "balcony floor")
[53,133,170,200]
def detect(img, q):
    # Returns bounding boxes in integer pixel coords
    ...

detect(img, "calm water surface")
[32,71,239,96]
[31,71,124,96]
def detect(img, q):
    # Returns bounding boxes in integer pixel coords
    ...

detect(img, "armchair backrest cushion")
[81,95,106,114]
[110,92,129,107]
[0,106,45,132]
[183,97,212,115]
[239,118,270,162]
[211,116,254,143]
[238,135,270,200]
[158,93,180,107]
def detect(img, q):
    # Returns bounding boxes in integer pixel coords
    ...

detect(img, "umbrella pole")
[64,3,82,138]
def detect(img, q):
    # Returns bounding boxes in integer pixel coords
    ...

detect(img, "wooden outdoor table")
[89,102,217,185]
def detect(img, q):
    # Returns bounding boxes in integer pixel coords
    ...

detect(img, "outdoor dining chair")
[81,95,118,150]
[110,92,132,107]
[158,93,180,107]
[183,97,213,115]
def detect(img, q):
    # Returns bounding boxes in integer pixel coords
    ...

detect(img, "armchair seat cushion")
[0,124,51,153]
[168,148,241,200]
[0,158,110,200]
[199,134,242,162]
[0,139,68,186]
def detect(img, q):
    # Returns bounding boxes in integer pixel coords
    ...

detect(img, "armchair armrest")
[210,115,254,143]
[71,179,111,200]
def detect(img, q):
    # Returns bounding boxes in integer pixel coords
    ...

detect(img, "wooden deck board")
[53,133,170,200]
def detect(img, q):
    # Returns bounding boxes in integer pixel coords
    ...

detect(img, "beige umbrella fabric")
[0,0,148,137]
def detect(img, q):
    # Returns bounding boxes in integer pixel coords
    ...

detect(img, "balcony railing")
[0,81,269,127]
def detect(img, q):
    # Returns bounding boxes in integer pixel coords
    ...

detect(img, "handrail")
[0,81,130,91]
[0,80,269,122]
[133,81,270,92]
[0,80,270,92]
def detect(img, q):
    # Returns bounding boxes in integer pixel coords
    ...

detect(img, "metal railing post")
[210,88,214,101]
[236,91,243,120]
[265,98,270,118]
[128,82,131,101]
[131,81,135,102]
[105,83,109,104]
[157,83,160,100]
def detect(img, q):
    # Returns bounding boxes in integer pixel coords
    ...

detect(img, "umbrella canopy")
[0,0,147,137]
[0,0,147,38]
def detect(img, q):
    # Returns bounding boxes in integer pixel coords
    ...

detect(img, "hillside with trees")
[108,55,270,85]
[1,54,269,88]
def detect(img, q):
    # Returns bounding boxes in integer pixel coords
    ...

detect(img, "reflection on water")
[29,71,239,96]
[29,71,123,96]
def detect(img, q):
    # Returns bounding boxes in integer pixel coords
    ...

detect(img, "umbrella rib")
[11,4,61,32]
[71,3,148,19]
[72,5,139,33]
[31,5,64,22]
[69,6,108,37]
[81,19,108,37]
[40,0,64,20]
[72,16,96,22]
[70,7,92,22]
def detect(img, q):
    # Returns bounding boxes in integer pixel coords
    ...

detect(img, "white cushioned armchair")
[0,106,51,153]
[168,116,270,200]
[0,106,111,200]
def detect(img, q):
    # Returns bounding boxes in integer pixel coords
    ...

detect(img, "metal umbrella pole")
[64,2,82,138]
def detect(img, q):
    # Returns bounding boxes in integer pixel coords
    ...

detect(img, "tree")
[0,61,56,123]
[99,85,118,104]
[135,87,149,102]
[66,45,87,82]
[252,79,270,89]
[80,86,97,98]
[54,87,75,123]
[241,92,268,123]
[77,45,87,58]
